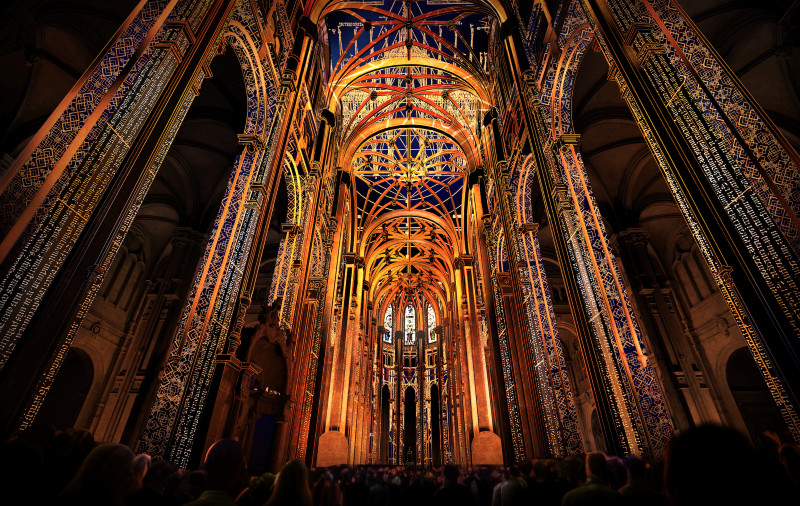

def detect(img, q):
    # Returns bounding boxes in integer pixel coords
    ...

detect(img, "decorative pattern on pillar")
[524,1,674,456]
[516,219,583,456]
[291,121,338,463]
[439,323,453,464]
[641,1,800,251]
[0,0,186,372]
[480,221,525,461]
[0,0,236,434]
[138,2,295,465]
[501,152,584,457]
[585,0,800,440]
[0,0,169,239]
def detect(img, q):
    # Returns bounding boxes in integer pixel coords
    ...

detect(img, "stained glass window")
[428,303,436,343]
[404,304,415,345]
[383,305,393,343]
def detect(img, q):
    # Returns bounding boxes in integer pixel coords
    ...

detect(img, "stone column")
[583,0,800,439]
[613,229,722,428]
[501,18,673,456]
[137,14,319,466]
[0,0,238,439]
[471,186,517,461]
[484,109,550,459]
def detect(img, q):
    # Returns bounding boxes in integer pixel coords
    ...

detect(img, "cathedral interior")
[1,0,799,471]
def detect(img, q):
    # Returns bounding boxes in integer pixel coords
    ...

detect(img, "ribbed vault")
[322,0,494,318]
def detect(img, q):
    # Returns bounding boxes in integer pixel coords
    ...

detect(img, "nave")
[0,0,799,473]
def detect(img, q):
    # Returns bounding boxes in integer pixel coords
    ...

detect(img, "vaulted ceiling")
[320,0,497,314]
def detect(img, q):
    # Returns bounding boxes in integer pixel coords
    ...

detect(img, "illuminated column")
[345,258,366,443]
[359,306,378,464]
[284,275,325,459]
[447,289,470,465]
[395,319,402,464]
[437,317,451,463]
[138,15,318,466]
[484,111,549,459]
[322,252,361,444]
[348,280,372,464]
[290,110,337,328]
[435,322,452,464]
[452,258,477,441]
[517,223,584,456]
[461,255,494,435]
[470,174,523,461]
[502,16,673,456]
[266,110,337,464]
[0,0,238,437]
[582,0,800,440]
[417,320,425,466]
[305,170,350,465]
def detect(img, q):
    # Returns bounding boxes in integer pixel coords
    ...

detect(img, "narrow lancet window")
[427,303,436,343]
[404,304,415,345]
[383,305,393,343]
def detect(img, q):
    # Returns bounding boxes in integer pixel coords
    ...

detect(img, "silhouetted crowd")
[1,424,798,506]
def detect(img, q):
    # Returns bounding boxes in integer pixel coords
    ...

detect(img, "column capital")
[281,223,301,236]
[343,252,364,266]
[552,184,572,214]
[550,134,581,153]
[623,22,654,46]
[495,160,509,176]
[237,133,267,153]
[306,277,325,300]
[522,69,537,88]
[522,70,542,107]
[519,223,539,236]
[481,215,492,232]
[621,21,664,65]
[617,228,650,246]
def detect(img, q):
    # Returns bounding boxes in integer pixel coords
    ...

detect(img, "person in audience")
[236,471,276,506]
[9,423,800,506]
[491,465,527,506]
[605,456,627,492]
[618,455,665,506]
[43,427,97,498]
[433,465,475,506]
[313,473,343,506]
[561,452,621,506]
[56,442,144,506]
[127,458,177,506]
[527,459,562,506]
[664,424,795,506]
[185,439,247,506]
[267,458,312,506]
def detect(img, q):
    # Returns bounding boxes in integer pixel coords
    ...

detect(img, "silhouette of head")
[59,443,138,506]
[443,465,460,484]
[585,452,609,482]
[268,459,311,506]
[665,425,758,506]
[203,439,246,493]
